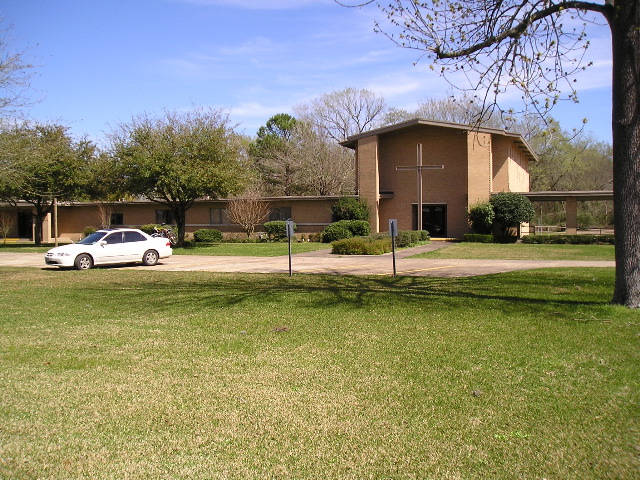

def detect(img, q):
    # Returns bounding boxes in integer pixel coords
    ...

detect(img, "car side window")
[124,231,146,243]
[105,232,123,244]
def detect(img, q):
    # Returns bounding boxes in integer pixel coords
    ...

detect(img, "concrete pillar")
[565,197,578,234]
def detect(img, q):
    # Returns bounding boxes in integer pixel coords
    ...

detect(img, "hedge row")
[321,220,371,243]
[522,234,615,245]
[331,236,393,255]
[193,228,223,243]
[396,230,429,248]
[463,233,494,243]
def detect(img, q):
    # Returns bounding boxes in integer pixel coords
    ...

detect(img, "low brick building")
[1,118,536,242]
[341,118,536,238]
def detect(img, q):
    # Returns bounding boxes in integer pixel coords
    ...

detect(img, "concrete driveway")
[0,242,615,277]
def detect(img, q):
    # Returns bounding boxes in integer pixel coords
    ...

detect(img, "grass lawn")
[174,241,330,256]
[413,242,616,261]
[0,267,637,479]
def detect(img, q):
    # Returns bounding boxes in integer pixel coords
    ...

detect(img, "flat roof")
[513,191,613,201]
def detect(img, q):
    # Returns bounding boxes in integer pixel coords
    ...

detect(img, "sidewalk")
[0,243,615,278]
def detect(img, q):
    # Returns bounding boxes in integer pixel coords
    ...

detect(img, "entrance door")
[413,204,447,237]
[17,210,33,239]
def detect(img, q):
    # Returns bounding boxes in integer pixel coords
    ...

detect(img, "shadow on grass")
[49,267,614,319]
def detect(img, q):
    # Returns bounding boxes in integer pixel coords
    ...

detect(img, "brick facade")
[342,119,536,238]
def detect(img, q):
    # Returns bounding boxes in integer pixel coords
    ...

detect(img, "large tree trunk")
[610,1,640,307]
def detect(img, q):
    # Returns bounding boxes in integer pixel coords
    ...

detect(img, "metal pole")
[53,197,59,247]
[417,144,423,232]
[288,234,292,277]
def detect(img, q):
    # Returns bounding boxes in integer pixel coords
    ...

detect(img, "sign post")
[389,218,398,277]
[286,219,295,277]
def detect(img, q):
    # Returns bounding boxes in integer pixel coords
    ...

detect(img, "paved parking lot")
[0,243,615,277]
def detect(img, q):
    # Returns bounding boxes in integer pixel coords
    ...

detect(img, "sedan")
[45,228,173,270]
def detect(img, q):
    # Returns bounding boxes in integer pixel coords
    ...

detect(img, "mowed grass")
[413,242,616,261]
[174,241,330,256]
[0,267,638,479]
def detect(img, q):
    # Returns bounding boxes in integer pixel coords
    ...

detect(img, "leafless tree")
[0,211,15,243]
[225,190,270,238]
[294,87,388,142]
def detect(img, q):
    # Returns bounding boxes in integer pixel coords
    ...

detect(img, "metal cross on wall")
[396,144,444,232]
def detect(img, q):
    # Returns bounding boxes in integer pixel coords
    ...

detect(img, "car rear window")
[124,231,147,243]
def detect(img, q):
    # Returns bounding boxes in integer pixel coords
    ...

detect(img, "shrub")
[331,236,392,255]
[322,223,353,243]
[321,220,371,243]
[264,221,295,241]
[331,197,370,221]
[463,233,494,243]
[193,228,223,243]
[82,226,97,238]
[139,224,160,235]
[522,234,615,245]
[418,230,430,241]
[396,230,421,248]
[468,202,495,234]
[490,193,535,235]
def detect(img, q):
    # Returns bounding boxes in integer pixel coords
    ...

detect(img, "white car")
[45,228,173,270]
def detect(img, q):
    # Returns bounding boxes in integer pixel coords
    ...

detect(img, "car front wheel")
[142,250,159,266]
[74,254,93,270]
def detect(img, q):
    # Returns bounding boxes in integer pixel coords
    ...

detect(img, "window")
[110,212,124,226]
[269,207,291,222]
[156,210,175,225]
[124,231,146,243]
[105,232,124,244]
[210,208,230,225]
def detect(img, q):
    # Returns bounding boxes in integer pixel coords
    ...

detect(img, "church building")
[341,118,537,238]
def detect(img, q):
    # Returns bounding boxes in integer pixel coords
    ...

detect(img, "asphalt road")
[0,243,615,277]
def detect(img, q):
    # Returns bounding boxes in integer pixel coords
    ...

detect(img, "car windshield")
[77,231,108,245]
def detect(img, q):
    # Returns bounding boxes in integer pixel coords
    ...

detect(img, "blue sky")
[3,0,614,147]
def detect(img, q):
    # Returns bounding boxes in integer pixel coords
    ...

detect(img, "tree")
[249,114,300,196]
[294,87,388,142]
[343,0,640,307]
[467,202,495,235]
[0,122,93,245]
[250,115,355,196]
[490,192,535,241]
[287,122,355,195]
[331,197,371,221]
[109,108,245,246]
[225,190,270,238]
[0,21,36,117]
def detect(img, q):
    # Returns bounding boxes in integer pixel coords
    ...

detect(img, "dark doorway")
[17,210,33,239]
[413,204,447,237]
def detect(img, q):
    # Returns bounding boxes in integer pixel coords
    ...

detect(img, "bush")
[193,228,223,243]
[418,230,430,241]
[139,224,160,235]
[463,233,494,243]
[468,202,495,234]
[522,234,615,245]
[321,220,371,243]
[490,193,535,232]
[396,230,422,248]
[331,236,392,255]
[264,221,295,241]
[331,197,370,221]
[322,223,353,243]
[82,226,97,238]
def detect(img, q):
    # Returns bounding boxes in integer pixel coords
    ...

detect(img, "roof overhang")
[511,191,613,201]
[340,117,538,162]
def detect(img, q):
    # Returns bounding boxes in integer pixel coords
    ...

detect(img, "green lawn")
[0,267,637,479]
[413,242,616,261]
[174,241,330,256]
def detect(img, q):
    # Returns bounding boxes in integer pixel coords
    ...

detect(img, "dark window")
[124,231,146,243]
[269,207,291,222]
[110,213,124,225]
[210,208,230,225]
[156,210,175,225]
[412,204,447,237]
[105,232,124,244]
